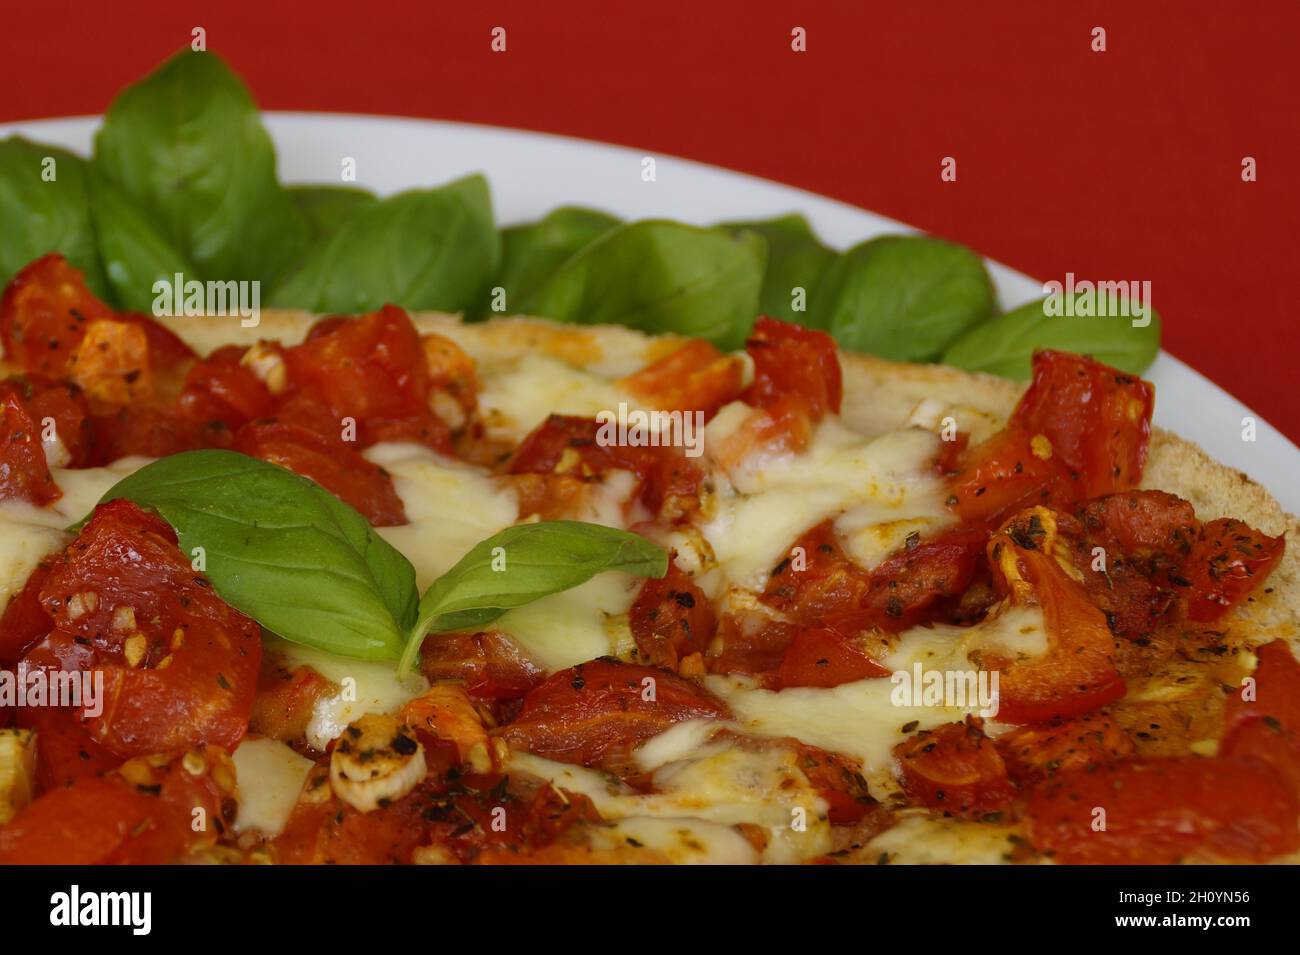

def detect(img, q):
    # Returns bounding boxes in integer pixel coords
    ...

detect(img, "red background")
[4,1,1297,440]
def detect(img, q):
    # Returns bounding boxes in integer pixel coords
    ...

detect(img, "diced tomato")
[894,718,1017,815]
[0,255,194,399]
[763,520,987,634]
[0,747,234,864]
[743,316,842,419]
[499,658,730,767]
[710,614,799,684]
[1029,755,1300,864]
[178,344,274,430]
[18,703,122,789]
[0,558,53,666]
[0,381,60,505]
[250,659,335,742]
[88,403,212,462]
[986,507,1125,724]
[508,414,705,522]
[25,499,261,757]
[14,375,92,468]
[776,628,889,688]
[421,332,479,419]
[795,743,879,825]
[997,711,1134,784]
[1220,640,1300,796]
[629,562,717,669]
[419,629,545,701]
[619,339,744,420]
[281,305,436,440]
[401,683,494,771]
[948,351,1154,525]
[1075,490,1198,562]
[233,421,407,526]
[1180,518,1285,622]
[0,254,115,377]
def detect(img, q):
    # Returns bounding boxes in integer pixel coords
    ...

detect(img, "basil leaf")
[91,450,418,662]
[398,520,668,675]
[812,235,995,362]
[0,136,111,297]
[942,293,1162,380]
[719,214,836,324]
[93,50,310,287]
[270,175,500,315]
[87,169,195,313]
[290,185,378,241]
[475,205,620,319]
[515,220,766,351]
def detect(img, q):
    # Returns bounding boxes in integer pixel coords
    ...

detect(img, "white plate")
[6,113,1297,512]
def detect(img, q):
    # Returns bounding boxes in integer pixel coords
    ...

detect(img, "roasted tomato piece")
[88,403,213,462]
[282,305,432,428]
[894,718,1016,815]
[0,253,115,377]
[178,344,275,430]
[250,659,335,742]
[0,254,194,396]
[0,558,54,666]
[508,414,705,522]
[1220,640,1300,795]
[629,562,716,669]
[763,520,986,634]
[743,316,842,419]
[10,375,92,468]
[27,499,261,757]
[0,380,60,505]
[794,743,880,825]
[776,628,888,688]
[1010,350,1154,499]
[710,615,799,684]
[1029,755,1300,864]
[0,747,235,864]
[499,658,730,767]
[619,339,744,420]
[997,711,1134,784]
[948,351,1154,525]
[1180,518,1285,622]
[419,629,545,701]
[233,421,407,526]
[1075,490,1198,562]
[985,507,1125,724]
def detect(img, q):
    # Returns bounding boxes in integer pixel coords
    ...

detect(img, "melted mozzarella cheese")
[866,812,1030,865]
[511,739,830,864]
[696,411,951,591]
[704,605,1048,775]
[269,637,429,752]
[0,457,155,612]
[590,816,759,864]
[363,442,517,589]
[231,737,315,837]
[475,352,631,442]
[493,572,642,671]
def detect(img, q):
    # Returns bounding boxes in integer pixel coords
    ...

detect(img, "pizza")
[0,252,1296,865]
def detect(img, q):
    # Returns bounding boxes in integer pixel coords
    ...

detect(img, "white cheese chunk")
[231,737,315,837]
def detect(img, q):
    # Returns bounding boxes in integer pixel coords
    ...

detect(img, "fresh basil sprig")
[86,451,667,670]
[942,293,1162,379]
[93,50,310,289]
[271,175,500,315]
[0,137,111,297]
[719,213,836,324]
[515,220,766,351]
[89,450,420,660]
[397,520,668,676]
[473,205,621,319]
[811,235,995,362]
